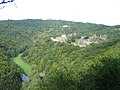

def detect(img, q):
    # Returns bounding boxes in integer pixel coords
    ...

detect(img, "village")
[51,33,107,47]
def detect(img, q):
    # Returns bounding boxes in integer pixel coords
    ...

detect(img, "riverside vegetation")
[0,19,120,90]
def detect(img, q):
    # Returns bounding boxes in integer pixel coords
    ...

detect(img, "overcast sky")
[0,0,120,26]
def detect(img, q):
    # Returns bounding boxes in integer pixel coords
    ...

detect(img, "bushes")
[75,56,120,90]
[93,57,120,90]
[0,58,23,90]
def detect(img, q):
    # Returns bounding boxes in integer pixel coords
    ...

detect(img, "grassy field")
[13,54,31,75]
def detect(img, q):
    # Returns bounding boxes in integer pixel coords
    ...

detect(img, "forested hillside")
[0,19,120,90]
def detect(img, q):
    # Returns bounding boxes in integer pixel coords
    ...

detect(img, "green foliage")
[21,37,120,90]
[0,48,23,90]
[0,19,120,90]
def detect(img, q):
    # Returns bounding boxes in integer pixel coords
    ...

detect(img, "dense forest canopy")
[0,19,120,90]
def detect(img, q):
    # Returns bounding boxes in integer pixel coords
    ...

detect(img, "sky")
[0,0,120,26]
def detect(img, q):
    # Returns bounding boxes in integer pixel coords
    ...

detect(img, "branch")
[0,0,14,4]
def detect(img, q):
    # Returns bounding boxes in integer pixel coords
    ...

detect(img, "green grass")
[13,54,31,75]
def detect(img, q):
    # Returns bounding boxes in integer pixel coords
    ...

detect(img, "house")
[73,34,107,47]
[51,34,68,43]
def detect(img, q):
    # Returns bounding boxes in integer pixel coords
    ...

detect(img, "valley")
[0,19,120,90]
